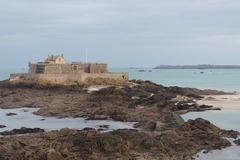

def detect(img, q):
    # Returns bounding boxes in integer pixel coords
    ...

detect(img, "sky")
[1,0,240,68]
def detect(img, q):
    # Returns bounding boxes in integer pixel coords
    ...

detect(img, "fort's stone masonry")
[10,55,128,84]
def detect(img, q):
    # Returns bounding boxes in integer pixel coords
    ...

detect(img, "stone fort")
[11,55,128,84]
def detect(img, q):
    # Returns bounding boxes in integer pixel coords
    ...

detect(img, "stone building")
[12,55,128,84]
[45,54,66,64]
[29,55,108,75]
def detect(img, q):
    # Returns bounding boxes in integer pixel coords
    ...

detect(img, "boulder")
[234,139,240,145]
[155,121,164,131]
[220,130,240,139]
[0,125,6,128]
[47,149,64,160]
[6,112,17,116]
[0,127,44,136]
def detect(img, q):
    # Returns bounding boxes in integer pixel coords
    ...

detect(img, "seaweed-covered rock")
[0,124,6,128]
[0,127,44,136]
[220,130,240,139]
[234,139,240,145]
[6,112,17,116]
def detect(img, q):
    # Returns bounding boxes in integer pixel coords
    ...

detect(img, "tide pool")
[0,108,136,132]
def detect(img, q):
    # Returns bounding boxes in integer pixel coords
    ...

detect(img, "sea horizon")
[2,67,240,92]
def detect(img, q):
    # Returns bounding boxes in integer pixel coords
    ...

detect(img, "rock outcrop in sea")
[0,80,237,159]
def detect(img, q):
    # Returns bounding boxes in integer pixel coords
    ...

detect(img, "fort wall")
[10,73,29,81]
[44,64,72,74]
[14,55,128,85]
[28,73,128,84]
[81,72,128,82]
[28,63,108,74]
[29,64,37,74]
[89,64,108,73]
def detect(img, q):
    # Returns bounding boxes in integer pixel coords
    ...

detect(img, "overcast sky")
[1,0,240,68]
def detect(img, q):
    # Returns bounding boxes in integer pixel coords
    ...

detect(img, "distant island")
[154,65,240,69]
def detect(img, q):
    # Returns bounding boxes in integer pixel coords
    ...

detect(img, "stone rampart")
[29,63,108,74]
[10,73,29,81]
[28,72,128,84]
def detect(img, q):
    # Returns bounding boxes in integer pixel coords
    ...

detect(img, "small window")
[73,65,78,71]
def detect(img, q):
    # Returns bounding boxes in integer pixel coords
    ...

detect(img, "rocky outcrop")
[0,124,6,128]
[47,149,64,160]
[0,80,227,120]
[234,139,240,145]
[180,118,230,150]
[220,130,240,139]
[0,80,236,159]
[0,127,44,136]
[0,119,232,160]
[5,112,17,116]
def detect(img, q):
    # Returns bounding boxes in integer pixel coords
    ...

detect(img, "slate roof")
[45,55,63,62]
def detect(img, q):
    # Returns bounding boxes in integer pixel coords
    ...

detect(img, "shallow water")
[183,112,240,160]
[195,138,240,160]
[182,110,240,131]
[195,145,240,160]
[0,108,136,132]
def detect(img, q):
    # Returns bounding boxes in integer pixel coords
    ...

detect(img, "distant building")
[10,55,128,84]
[45,54,66,64]
[29,55,109,75]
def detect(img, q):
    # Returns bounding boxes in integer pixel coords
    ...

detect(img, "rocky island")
[0,79,239,160]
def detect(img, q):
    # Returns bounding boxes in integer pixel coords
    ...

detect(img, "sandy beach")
[197,94,240,111]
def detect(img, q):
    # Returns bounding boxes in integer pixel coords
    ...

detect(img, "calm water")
[182,110,240,131]
[0,108,136,132]
[194,138,240,160]
[112,68,240,92]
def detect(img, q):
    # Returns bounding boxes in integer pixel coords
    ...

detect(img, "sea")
[111,68,240,92]
[1,67,240,159]
[1,68,240,92]
[2,67,240,129]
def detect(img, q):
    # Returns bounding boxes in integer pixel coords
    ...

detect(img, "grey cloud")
[0,0,240,68]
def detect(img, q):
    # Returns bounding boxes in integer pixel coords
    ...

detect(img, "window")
[72,65,78,71]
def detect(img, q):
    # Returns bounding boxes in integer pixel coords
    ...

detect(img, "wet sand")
[197,94,240,111]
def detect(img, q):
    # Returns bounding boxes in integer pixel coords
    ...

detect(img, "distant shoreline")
[154,65,240,69]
